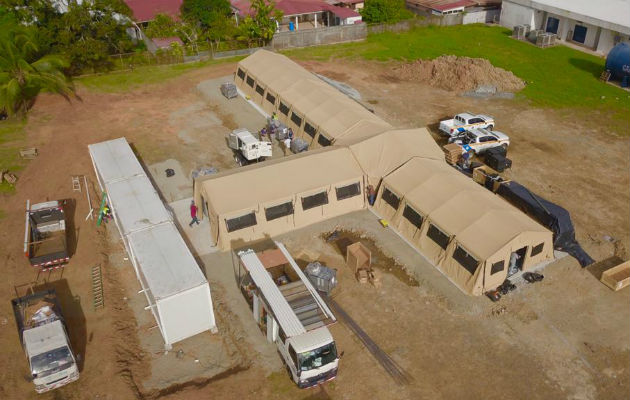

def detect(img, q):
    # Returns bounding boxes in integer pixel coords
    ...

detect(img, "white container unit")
[88,137,217,347]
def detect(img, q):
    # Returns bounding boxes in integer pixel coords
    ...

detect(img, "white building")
[500,0,630,54]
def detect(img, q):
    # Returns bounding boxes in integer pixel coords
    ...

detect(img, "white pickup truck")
[448,128,510,154]
[439,113,495,136]
[228,128,272,166]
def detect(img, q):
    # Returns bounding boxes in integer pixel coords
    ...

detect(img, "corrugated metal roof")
[88,137,145,184]
[276,242,335,323]
[239,249,307,337]
[127,223,208,300]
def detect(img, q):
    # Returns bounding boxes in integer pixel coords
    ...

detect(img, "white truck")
[448,128,510,154]
[228,128,272,166]
[439,112,495,136]
[11,289,80,393]
[236,242,339,388]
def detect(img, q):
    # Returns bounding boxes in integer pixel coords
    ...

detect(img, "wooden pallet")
[601,260,630,291]
[443,143,463,165]
[600,70,612,83]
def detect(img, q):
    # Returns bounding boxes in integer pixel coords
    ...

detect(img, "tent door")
[508,247,527,276]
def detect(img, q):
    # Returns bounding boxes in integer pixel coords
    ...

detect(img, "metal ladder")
[72,176,82,192]
[91,265,104,310]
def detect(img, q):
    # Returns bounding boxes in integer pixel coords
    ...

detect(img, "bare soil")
[0,56,627,400]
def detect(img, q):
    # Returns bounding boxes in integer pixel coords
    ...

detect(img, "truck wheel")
[487,125,494,131]
[501,144,508,151]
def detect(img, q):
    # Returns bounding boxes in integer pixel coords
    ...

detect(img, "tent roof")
[349,129,445,180]
[128,223,208,299]
[199,147,364,216]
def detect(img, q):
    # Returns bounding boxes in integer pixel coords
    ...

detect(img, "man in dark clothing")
[189,201,200,227]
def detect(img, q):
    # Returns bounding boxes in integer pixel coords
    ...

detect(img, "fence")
[271,24,367,49]
[367,15,463,34]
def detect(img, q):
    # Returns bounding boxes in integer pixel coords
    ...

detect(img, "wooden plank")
[601,261,630,291]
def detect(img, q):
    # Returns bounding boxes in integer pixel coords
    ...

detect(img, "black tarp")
[496,181,594,267]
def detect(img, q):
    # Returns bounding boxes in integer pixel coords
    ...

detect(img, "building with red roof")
[406,0,501,22]
[231,0,361,31]
[124,0,183,23]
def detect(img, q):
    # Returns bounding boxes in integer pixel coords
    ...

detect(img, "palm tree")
[0,27,74,117]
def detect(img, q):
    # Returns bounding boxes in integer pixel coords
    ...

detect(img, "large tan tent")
[194,147,366,250]
[235,50,391,148]
[199,49,555,296]
[374,157,553,295]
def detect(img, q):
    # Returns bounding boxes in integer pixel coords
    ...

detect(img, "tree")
[360,0,413,24]
[0,24,74,116]
[238,0,282,44]
[181,0,233,29]
[145,14,179,38]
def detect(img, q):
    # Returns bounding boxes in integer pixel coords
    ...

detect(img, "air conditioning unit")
[536,33,556,47]
[528,29,544,43]
[512,25,526,39]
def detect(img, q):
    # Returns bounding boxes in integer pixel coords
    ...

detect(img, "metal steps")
[92,265,104,310]
[71,176,82,192]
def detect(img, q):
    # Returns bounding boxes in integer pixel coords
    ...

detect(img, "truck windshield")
[31,346,74,378]
[298,342,337,371]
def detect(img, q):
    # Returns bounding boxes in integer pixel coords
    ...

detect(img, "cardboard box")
[347,242,371,273]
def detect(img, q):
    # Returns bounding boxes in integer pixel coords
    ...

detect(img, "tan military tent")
[375,158,554,295]
[194,147,365,250]
[235,50,391,148]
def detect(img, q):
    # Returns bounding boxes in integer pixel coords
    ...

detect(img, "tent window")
[491,260,504,275]
[302,191,329,210]
[304,122,316,138]
[279,102,290,116]
[381,188,400,210]
[246,76,255,88]
[225,212,257,232]
[265,202,294,221]
[531,242,544,257]
[290,112,303,127]
[453,245,479,275]
[266,92,276,104]
[317,134,332,147]
[336,182,361,201]
[237,68,245,80]
[402,205,423,229]
[255,84,264,96]
[427,224,449,249]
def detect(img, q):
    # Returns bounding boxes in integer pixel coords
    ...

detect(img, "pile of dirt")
[391,55,525,92]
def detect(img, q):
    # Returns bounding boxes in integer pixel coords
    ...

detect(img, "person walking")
[189,201,200,227]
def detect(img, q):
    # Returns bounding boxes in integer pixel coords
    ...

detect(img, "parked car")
[448,128,510,154]
[439,113,495,136]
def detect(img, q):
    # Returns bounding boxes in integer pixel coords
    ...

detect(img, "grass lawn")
[284,24,630,126]
[0,118,27,194]
[77,56,243,93]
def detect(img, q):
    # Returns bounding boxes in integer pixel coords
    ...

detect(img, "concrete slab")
[169,197,217,257]
[148,159,192,203]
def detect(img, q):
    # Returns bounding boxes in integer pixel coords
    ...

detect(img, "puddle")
[322,230,419,287]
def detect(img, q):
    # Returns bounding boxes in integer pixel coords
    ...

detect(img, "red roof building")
[124,0,183,23]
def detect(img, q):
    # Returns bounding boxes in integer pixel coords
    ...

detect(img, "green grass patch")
[0,118,27,194]
[77,56,244,93]
[284,24,630,126]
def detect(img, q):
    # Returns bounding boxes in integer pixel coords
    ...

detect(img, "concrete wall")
[271,23,367,49]
[368,14,463,34]
[500,0,539,30]
[463,8,501,25]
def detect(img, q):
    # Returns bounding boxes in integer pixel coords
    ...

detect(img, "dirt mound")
[391,55,525,92]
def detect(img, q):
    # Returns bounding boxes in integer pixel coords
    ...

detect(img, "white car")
[448,128,510,154]
[439,113,495,136]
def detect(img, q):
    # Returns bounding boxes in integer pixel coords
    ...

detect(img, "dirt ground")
[0,56,628,400]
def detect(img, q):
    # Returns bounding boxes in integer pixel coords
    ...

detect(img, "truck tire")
[501,143,508,151]
[487,125,494,131]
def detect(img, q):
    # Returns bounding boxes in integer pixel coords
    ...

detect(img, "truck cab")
[279,327,338,388]
[236,242,339,388]
[12,289,79,393]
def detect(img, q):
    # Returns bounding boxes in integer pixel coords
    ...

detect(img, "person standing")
[189,201,200,227]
